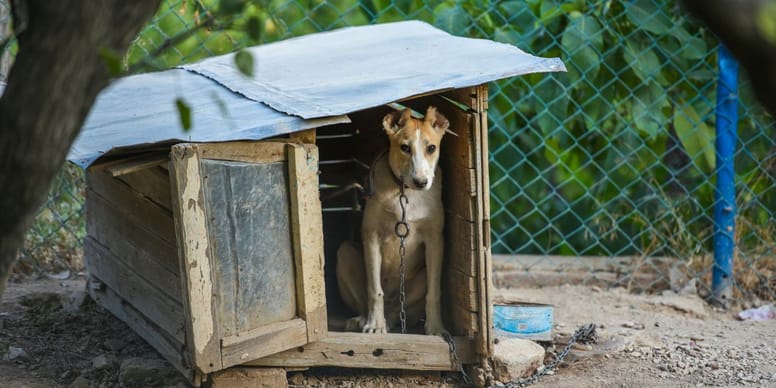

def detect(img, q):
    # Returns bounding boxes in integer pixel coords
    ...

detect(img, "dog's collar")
[389,163,406,189]
[367,151,408,197]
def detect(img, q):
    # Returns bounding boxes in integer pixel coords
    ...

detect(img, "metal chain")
[443,332,474,386]
[393,181,473,386]
[394,180,409,335]
[500,323,598,388]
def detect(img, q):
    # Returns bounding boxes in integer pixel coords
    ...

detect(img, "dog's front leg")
[362,235,387,333]
[424,232,448,336]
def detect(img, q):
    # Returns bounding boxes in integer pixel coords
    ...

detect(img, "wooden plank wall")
[85,163,185,343]
[85,160,199,381]
[400,90,485,345]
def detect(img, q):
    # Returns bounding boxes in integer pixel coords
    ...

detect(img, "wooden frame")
[169,141,327,374]
[264,85,494,371]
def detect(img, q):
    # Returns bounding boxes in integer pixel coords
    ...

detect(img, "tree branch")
[0,0,162,297]
[127,14,218,74]
[681,0,776,116]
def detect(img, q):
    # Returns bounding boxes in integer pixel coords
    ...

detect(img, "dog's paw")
[345,316,367,332]
[362,316,388,334]
[425,321,449,337]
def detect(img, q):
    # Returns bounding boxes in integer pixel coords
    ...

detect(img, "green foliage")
[175,97,192,131]
[234,49,254,77]
[98,47,123,77]
[74,0,776,261]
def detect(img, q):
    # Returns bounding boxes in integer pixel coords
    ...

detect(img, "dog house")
[70,21,564,386]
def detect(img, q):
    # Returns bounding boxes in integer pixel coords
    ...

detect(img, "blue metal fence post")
[712,45,738,305]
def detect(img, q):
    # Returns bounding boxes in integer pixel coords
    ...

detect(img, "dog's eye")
[426,145,436,154]
[400,144,411,154]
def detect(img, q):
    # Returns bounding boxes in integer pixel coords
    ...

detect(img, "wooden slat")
[105,153,169,177]
[117,165,173,210]
[472,84,493,357]
[86,191,181,303]
[170,143,223,373]
[447,268,479,313]
[209,367,288,388]
[287,143,327,343]
[442,166,476,222]
[86,188,179,278]
[84,237,185,343]
[87,276,196,385]
[288,128,316,144]
[86,169,176,245]
[248,332,475,370]
[196,141,287,164]
[442,87,478,111]
[451,303,479,338]
[90,151,168,174]
[476,85,494,357]
[445,213,477,276]
[220,318,308,368]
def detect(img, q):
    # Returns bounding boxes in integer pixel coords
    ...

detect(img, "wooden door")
[169,141,326,373]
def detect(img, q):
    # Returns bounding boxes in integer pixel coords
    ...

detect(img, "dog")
[336,106,449,335]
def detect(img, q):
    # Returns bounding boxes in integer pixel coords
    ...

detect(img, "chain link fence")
[3,0,774,302]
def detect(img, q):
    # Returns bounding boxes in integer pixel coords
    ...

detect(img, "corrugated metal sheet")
[183,21,565,119]
[67,69,348,167]
[68,21,565,167]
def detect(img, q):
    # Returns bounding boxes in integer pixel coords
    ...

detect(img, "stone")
[92,354,112,369]
[657,294,709,319]
[491,338,545,382]
[69,375,90,388]
[119,357,187,386]
[103,338,128,351]
[629,332,666,349]
[209,367,288,388]
[6,346,28,361]
[622,321,645,330]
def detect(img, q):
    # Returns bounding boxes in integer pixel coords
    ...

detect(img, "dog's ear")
[425,106,449,135]
[383,108,412,136]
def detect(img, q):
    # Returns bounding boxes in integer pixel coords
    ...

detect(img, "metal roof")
[68,21,565,167]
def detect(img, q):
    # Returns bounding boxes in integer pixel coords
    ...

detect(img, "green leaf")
[98,47,123,77]
[537,2,565,26]
[679,36,707,60]
[246,17,262,42]
[234,50,255,77]
[175,98,192,132]
[626,0,672,35]
[493,27,521,45]
[623,43,661,82]
[631,81,668,138]
[535,78,568,135]
[219,0,246,15]
[756,0,776,44]
[210,92,229,118]
[433,3,469,35]
[562,15,603,80]
[674,104,715,172]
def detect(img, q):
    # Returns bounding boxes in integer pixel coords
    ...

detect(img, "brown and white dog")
[336,106,449,335]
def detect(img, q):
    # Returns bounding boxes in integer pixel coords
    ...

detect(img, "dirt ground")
[1,276,775,387]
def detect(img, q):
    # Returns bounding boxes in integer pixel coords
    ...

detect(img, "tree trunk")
[0,0,161,298]
[681,0,776,117]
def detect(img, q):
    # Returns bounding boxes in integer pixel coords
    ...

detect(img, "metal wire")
[2,0,773,302]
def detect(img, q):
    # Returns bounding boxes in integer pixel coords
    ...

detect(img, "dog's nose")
[413,178,428,188]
